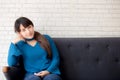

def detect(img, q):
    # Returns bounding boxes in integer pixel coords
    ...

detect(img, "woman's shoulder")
[15,40,26,48]
[43,34,51,39]
[43,34,54,43]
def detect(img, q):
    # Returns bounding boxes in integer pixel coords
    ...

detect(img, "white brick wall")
[0,0,120,79]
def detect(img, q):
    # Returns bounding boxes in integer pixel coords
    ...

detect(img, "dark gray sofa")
[3,38,120,80]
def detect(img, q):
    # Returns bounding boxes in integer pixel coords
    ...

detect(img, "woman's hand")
[34,70,50,77]
[12,33,24,44]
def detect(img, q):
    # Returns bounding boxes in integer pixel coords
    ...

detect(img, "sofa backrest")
[53,38,120,80]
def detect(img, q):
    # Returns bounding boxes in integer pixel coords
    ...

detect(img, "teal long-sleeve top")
[8,35,60,76]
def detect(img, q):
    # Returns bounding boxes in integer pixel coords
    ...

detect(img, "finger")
[39,74,44,77]
[16,32,22,37]
[17,33,25,40]
[16,32,21,36]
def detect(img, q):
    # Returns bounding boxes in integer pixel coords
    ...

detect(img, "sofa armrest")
[2,66,25,80]
[2,66,10,73]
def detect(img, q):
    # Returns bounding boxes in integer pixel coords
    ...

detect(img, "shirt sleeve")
[7,40,25,66]
[44,35,60,73]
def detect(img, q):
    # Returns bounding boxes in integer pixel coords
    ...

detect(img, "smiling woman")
[7,17,62,80]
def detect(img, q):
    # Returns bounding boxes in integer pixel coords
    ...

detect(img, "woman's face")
[19,24,35,39]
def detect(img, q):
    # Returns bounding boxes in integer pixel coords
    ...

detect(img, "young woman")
[8,17,62,80]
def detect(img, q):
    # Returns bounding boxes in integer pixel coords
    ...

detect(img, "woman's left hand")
[34,70,50,77]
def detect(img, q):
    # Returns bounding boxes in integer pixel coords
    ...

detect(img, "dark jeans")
[24,74,62,80]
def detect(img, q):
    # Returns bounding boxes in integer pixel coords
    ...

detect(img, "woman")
[8,17,62,80]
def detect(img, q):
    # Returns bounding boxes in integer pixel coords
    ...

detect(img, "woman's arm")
[8,33,25,66]
[44,35,60,73]
[7,41,24,66]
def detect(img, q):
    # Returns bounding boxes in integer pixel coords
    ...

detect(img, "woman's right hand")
[12,33,25,44]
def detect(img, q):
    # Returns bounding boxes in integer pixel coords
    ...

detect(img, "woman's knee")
[43,74,62,80]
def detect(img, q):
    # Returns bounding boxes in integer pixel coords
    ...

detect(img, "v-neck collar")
[27,41,38,47]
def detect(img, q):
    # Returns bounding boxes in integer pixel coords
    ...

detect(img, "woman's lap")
[24,74,62,80]
[24,74,41,80]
